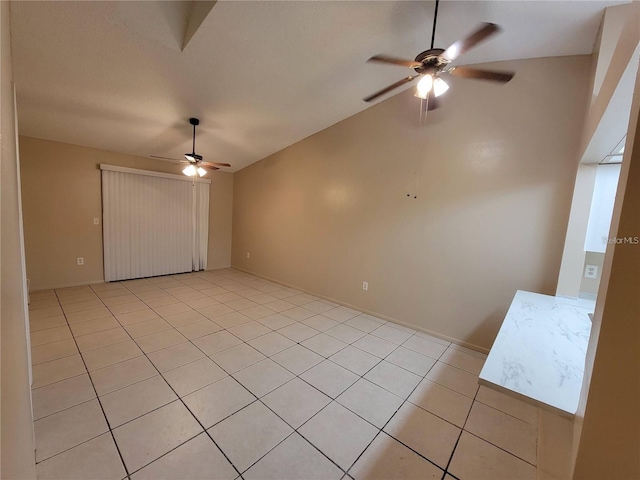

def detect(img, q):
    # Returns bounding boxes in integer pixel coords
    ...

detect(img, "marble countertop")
[479,290,594,417]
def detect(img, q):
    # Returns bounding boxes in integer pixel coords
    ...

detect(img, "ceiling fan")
[150,118,231,177]
[363,0,515,107]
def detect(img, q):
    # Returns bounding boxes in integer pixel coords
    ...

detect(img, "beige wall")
[232,55,590,350]
[19,136,233,291]
[556,164,597,298]
[1,1,37,478]
[572,62,640,480]
[207,168,233,270]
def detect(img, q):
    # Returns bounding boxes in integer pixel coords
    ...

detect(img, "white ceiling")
[11,0,623,172]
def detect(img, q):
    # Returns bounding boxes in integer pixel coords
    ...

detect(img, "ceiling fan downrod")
[430,0,439,50]
[189,117,199,157]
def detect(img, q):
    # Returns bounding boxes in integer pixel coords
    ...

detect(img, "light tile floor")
[29,268,539,480]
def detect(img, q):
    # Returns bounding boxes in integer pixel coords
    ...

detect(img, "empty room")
[1,1,639,479]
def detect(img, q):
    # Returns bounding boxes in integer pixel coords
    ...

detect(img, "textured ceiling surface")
[11,1,622,171]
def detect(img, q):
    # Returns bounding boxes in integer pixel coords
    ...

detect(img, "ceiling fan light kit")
[364,0,515,108]
[433,77,449,97]
[415,74,433,99]
[414,74,449,100]
[182,164,207,177]
[182,164,197,176]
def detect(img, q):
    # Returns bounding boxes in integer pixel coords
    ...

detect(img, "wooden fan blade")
[201,161,231,168]
[368,55,421,69]
[449,66,514,83]
[202,165,219,171]
[364,76,417,102]
[442,23,501,62]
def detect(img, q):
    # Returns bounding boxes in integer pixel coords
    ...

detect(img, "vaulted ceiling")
[11,1,624,171]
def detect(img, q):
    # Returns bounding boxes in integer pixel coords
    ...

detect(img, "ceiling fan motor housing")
[413,48,449,74]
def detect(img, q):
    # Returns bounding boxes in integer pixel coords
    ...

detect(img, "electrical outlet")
[77,257,84,266]
[362,281,368,291]
[93,217,100,225]
[584,265,598,279]
[246,252,250,258]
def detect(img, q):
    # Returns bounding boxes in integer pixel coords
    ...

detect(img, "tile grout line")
[344,349,447,477]
[34,270,480,478]
[90,282,246,479]
[33,317,440,394]
[33,282,441,379]
[42,300,400,419]
[221,328,416,474]
[31,285,184,465]
[440,364,538,472]
[441,374,481,478]
[237,331,444,477]
[32,338,450,433]
[147,270,442,475]
[42,288,133,479]
[463,430,539,468]
[438,374,541,474]
[135,284,402,476]
[471,396,540,425]
[65,282,238,473]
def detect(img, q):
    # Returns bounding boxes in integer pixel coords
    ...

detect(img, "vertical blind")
[101,165,211,282]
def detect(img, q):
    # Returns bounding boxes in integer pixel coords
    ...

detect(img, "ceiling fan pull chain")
[419,93,430,128]
[407,98,428,198]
